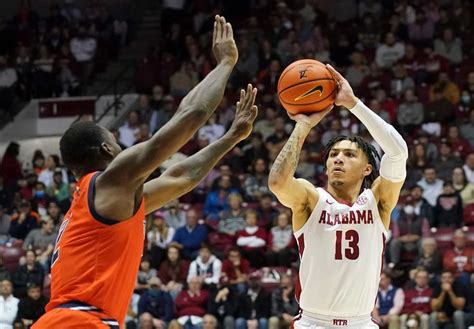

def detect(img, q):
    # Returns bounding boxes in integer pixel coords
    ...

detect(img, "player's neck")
[327,182,362,204]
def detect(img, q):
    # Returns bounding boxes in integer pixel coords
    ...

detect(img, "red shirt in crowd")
[175,289,209,317]
[443,247,474,275]
[402,286,433,314]
[221,258,250,281]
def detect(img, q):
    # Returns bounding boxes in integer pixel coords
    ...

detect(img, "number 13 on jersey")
[335,230,360,260]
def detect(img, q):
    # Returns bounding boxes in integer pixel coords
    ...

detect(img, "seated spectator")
[452,167,474,205]
[447,125,472,159]
[442,229,473,286]
[414,238,443,281]
[430,270,466,329]
[389,199,430,266]
[70,24,97,84]
[31,45,56,98]
[253,108,277,142]
[175,276,209,328]
[434,140,463,182]
[345,51,369,89]
[389,63,415,99]
[417,167,444,207]
[23,216,57,255]
[221,247,250,294]
[0,203,11,242]
[58,182,76,214]
[434,181,463,228]
[38,155,68,189]
[14,283,47,328]
[187,245,222,289]
[45,201,63,226]
[407,144,430,185]
[256,193,279,228]
[173,209,208,260]
[207,285,237,328]
[460,109,474,148]
[9,200,39,240]
[236,210,267,268]
[135,257,157,293]
[163,199,186,230]
[265,212,295,267]
[434,28,462,65]
[295,149,316,183]
[170,61,199,97]
[147,211,175,269]
[424,88,455,136]
[13,250,45,298]
[375,32,405,68]
[410,185,434,225]
[269,274,298,329]
[198,114,225,144]
[118,110,141,148]
[138,312,155,329]
[265,116,289,156]
[0,279,19,329]
[429,72,460,105]
[464,153,474,184]
[235,273,271,329]
[240,133,269,173]
[399,269,432,329]
[158,245,189,299]
[373,272,404,328]
[204,175,238,220]
[138,277,173,329]
[47,170,70,203]
[219,193,246,236]
[397,89,424,135]
[202,314,218,329]
[243,158,270,201]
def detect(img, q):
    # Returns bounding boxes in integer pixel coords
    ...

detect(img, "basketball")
[278,59,336,115]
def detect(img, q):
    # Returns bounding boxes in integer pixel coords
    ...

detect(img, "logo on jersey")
[294,85,323,101]
[326,199,334,205]
[318,209,374,226]
[356,196,368,205]
[333,319,348,326]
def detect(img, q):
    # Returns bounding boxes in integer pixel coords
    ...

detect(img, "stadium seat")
[432,227,455,252]
[1,246,25,273]
[463,204,474,226]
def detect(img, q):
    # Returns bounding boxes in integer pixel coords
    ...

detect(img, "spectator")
[22,216,56,261]
[158,245,189,299]
[424,88,455,135]
[235,273,271,329]
[417,167,444,207]
[175,276,209,329]
[240,133,269,173]
[47,170,69,203]
[147,211,175,269]
[269,274,298,329]
[409,185,434,225]
[118,110,141,148]
[434,28,463,65]
[434,181,463,228]
[219,193,246,236]
[397,89,424,135]
[14,283,47,328]
[266,212,295,267]
[58,182,76,214]
[243,158,270,201]
[32,45,55,98]
[138,312,155,329]
[202,314,218,329]
[46,201,63,226]
[221,248,250,294]
[204,175,238,220]
[295,149,316,183]
[256,193,279,228]
[389,200,430,266]
[138,277,174,328]
[38,155,68,189]
[1,142,21,192]
[253,107,278,141]
[173,209,208,260]
[9,200,39,240]
[207,285,237,328]
[0,203,10,241]
[434,140,463,182]
[236,210,267,268]
[373,272,404,328]
[375,32,405,68]
[390,63,415,99]
[429,72,460,105]
[464,153,474,183]
[0,279,19,329]
[12,250,44,298]
[135,257,157,293]
[345,51,369,89]
[70,24,97,84]
[452,167,474,206]
[187,245,222,288]
[447,125,472,159]
[460,109,474,148]
[163,199,186,230]
[442,229,473,286]
[414,238,443,281]
[399,269,432,329]
[430,270,466,329]
[408,12,435,45]
[169,61,199,97]
[198,114,225,144]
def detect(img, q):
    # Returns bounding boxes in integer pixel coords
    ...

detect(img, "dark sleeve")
[138,294,147,315]
[15,299,25,322]
[271,290,280,316]
[206,291,217,314]
[258,292,271,318]
[432,286,441,298]
[162,292,174,322]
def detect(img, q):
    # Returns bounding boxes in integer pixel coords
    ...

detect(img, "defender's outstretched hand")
[326,64,358,109]
[228,84,258,141]
[212,15,238,66]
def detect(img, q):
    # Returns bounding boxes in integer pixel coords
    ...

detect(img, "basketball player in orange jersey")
[269,64,408,329]
[33,16,259,329]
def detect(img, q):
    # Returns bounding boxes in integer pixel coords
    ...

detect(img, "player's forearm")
[269,123,310,188]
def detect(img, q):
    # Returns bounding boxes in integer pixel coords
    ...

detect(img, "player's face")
[326,141,372,188]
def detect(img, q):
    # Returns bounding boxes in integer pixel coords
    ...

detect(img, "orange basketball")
[278,59,336,114]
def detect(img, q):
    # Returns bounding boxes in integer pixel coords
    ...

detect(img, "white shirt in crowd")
[375,42,405,68]
[70,37,97,62]
[146,227,175,249]
[417,178,444,207]
[187,255,222,285]
[0,294,19,329]
[464,164,474,184]
[118,123,140,148]
[0,68,18,88]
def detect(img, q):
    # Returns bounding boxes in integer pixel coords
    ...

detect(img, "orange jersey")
[45,171,145,326]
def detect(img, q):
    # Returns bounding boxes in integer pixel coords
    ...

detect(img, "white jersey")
[294,187,387,318]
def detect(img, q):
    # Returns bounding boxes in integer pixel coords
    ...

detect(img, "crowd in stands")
[2,0,474,328]
[0,0,131,123]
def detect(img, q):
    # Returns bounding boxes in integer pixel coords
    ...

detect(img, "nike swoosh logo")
[294,85,323,101]
[326,199,334,205]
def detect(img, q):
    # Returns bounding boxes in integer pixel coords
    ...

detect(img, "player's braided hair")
[323,135,381,191]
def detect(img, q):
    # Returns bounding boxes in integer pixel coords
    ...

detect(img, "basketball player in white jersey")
[268,64,408,329]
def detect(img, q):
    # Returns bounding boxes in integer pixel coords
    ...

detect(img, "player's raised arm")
[143,85,258,214]
[326,64,408,229]
[100,15,237,189]
[268,107,331,231]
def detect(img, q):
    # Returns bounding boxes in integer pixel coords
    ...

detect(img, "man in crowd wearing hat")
[137,277,173,329]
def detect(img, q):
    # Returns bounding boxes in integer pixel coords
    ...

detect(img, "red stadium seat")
[1,246,25,273]
[463,204,474,226]
[431,227,455,252]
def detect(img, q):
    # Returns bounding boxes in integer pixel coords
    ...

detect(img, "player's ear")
[362,164,372,177]
[100,142,114,158]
